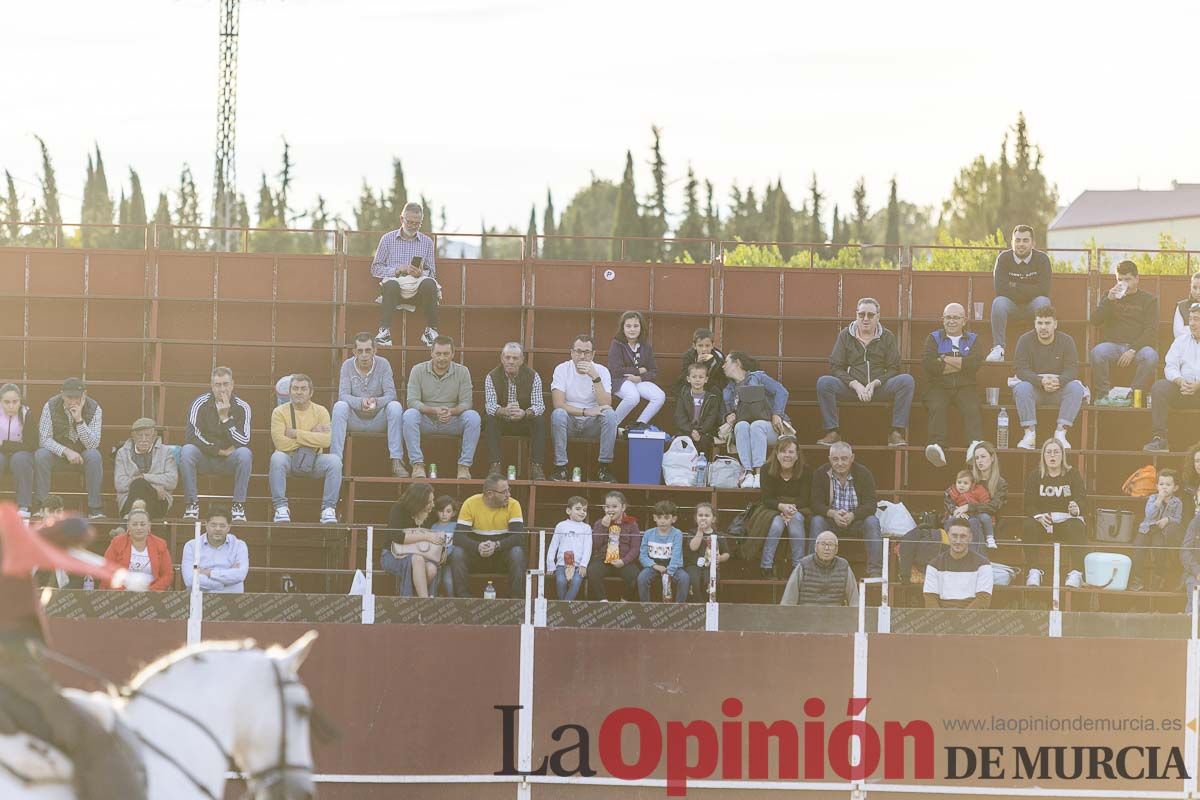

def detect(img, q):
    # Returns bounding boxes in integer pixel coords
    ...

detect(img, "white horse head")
[0,632,321,799]
[120,631,321,800]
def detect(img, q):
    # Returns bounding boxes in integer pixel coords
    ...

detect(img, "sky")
[5,0,1199,236]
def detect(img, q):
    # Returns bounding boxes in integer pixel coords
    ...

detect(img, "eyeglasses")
[571,348,594,356]
[488,488,511,496]
[856,311,877,319]
[943,315,964,321]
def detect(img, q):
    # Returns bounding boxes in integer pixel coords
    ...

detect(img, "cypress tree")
[154,192,175,250]
[830,205,842,255]
[276,140,293,225]
[808,173,823,251]
[611,150,641,260]
[34,136,63,247]
[646,125,668,261]
[527,204,538,258]
[673,165,706,262]
[388,158,407,223]
[479,221,489,260]
[885,177,901,257]
[3,171,19,243]
[703,180,719,243]
[257,173,275,226]
[542,189,557,258]
[234,194,249,230]
[852,177,869,244]
[773,181,795,262]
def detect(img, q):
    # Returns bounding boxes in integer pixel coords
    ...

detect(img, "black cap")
[61,377,86,397]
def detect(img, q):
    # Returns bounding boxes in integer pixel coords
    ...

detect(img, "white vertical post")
[187,521,203,645]
[852,580,869,799]
[1049,542,1062,638]
[362,526,375,624]
[1186,586,1199,798]
[705,532,719,631]
[878,538,891,634]
[534,529,547,627]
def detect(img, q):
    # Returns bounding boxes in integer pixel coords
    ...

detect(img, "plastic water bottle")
[483,581,497,600]
[996,407,1009,449]
[82,576,94,591]
[694,452,708,487]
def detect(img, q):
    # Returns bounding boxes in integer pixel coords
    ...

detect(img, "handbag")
[734,384,772,423]
[288,404,320,475]
[707,456,743,488]
[391,537,446,565]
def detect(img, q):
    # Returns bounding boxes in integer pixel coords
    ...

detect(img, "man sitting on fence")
[372,201,439,348]
[780,531,859,606]
[331,332,406,477]
[484,342,547,481]
[986,224,1052,362]
[179,367,252,522]
[923,519,993,609]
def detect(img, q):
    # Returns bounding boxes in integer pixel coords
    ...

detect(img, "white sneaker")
[986,534,997,550]
[320,507,338,525]
[273,506,291,523]
[1016,429,1037,450]
[1065,569,1082,588]
[1054,429,1072,450]
[183,502,200,520]
[17,507,30,520]
[739,471,755,489]
[924,443,946,467]
[1026,568,1043,587]
[985,345,1005,362]
[965,440,983,462]
[751,473,761,488]
[421,327,438,347]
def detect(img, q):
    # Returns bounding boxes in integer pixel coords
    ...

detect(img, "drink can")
[1145,396,1152,410]
[429,463,438,480]
[1133,389,1143,408]
[507,465,517,481]
[571,467,582,482]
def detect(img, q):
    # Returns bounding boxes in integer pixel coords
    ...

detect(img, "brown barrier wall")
[45,618,1194,797]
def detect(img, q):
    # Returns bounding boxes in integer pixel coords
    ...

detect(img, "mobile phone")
[411,256,423,269]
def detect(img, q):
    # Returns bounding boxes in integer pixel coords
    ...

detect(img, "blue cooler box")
[627,428,669,485]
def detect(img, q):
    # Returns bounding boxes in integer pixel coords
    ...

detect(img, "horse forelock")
[126,638,260,691]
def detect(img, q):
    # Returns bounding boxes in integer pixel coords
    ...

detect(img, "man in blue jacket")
[816,297,914,448]
[922,302,983,467]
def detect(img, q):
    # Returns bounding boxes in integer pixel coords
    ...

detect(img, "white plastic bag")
[875,500,917,537]
[662,436,699,486]
[348,569,370,596]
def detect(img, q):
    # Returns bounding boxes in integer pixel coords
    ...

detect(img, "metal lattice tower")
[211,0,239,250]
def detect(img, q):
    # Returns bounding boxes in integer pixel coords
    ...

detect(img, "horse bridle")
[125,658,315,800]
[39,646,318,800]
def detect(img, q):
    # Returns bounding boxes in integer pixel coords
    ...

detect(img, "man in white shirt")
[550,334,617,483]
[181,506,249,593]
[1145,304,1200,452]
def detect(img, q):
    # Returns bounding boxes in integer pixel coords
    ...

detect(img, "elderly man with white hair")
[483,342,547,481]
[921,302,984,467]
[780,531,860,606]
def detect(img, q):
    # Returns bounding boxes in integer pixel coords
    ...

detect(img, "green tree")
[773,180,795,261]
[703,180,719,243]
[808,173,824,250]
[527,204,538,258]
[885,177,901,257]
[829,204,842,254]
[386,158,407,225]
[559,175,618,261]
[542,189,557,258]
[611,150,642,260]
[118,169,148,248]
[644,125,668,261]
[672,165,707,262]
[3,171,20,243]
[309,195,331,253]
[174,164,201,250]
[32,136,63,247]
[154,192,176,250]
[479,221,489,260]
[852,177,869,243]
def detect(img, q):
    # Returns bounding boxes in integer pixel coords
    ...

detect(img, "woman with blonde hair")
[1021,438,1087,588]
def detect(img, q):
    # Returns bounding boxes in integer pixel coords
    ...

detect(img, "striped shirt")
[370,229,436,280]
[484,371,545,417]
[923,550,993,607]
[38,402,102,456]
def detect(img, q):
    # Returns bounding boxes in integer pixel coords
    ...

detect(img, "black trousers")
[1131,522,1185,586]
[1022,516,1087,574]
[379,278,439,330]
[120,477,169,520]
[485,414,546,465]
[586,561,640,600]
[924,384,983,447]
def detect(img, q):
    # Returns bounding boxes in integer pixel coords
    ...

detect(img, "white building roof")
[1049,187,1200,231]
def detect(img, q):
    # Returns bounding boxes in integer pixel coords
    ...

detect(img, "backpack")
[1122,465,1157,497]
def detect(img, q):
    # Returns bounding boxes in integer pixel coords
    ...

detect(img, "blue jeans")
[178,444,252,504]
[816,374,914,431]
[733,420,776,469]
[1013,379,1086,428]
[331,400,405,460]
[34,448,104,513]
[550,407,617,465]
[268,450,343,510]
[1089,342,1158,396]
[636,567,690,603]
[990,295,1051,350]
[555,565,585,600]
[809,513,883,576]
[762,513,806,568]
[402,408,481,466]
[0,451,34,508]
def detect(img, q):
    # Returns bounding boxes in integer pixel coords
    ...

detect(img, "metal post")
[878,539,891,634]
[362,526,375,624]
[1186,586,1199,798]
[705,532,719,631]
[535,529,547,627]
[187,521,203,645]
[1049,543,1062,638]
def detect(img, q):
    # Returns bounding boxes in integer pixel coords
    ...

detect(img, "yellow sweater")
[271,402,332,453]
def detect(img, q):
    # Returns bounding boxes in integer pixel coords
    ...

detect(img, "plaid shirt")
[484,371,545,417]
[370,229,436,280]
[830,473,859,513]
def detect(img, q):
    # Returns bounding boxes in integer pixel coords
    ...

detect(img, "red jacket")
[103,533,174,591]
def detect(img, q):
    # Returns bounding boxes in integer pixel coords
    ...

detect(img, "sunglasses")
[856,311,877,319]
